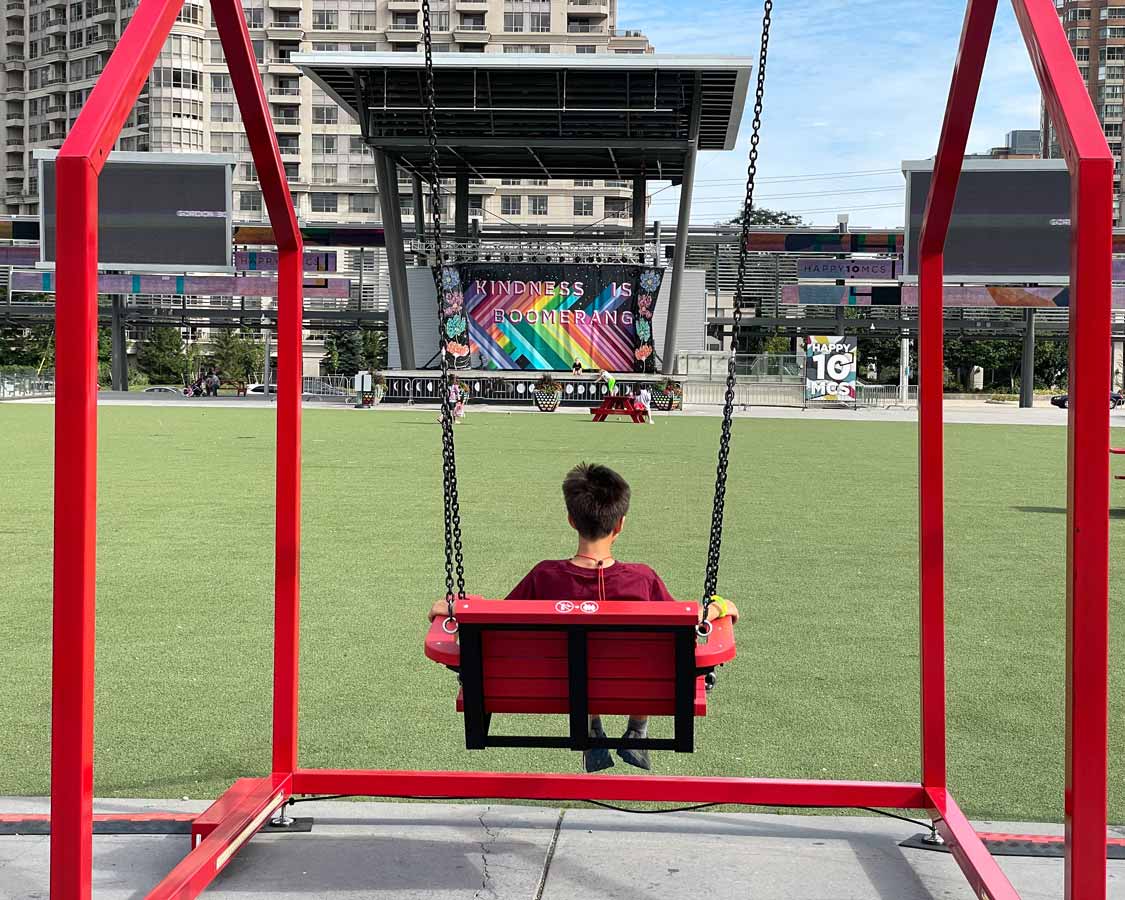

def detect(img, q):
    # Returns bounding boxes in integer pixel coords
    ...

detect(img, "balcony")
[567,0,608,13]
[455,24,488,41]
[271,115,300,129]
[266,0,302,8]
[567,23,606,33]
[268,86,301,102]
[44,103,66,118]
[89,5,116,19]
[6,26,22,35]
[386,25,420,41]
[387,0,418,8]
[455,0,487,8]
[42,16,68,32]
[278,144,300,157]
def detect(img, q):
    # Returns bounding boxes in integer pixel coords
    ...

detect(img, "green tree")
[722,207,804,227]
[361,327,388,371]
[209,329,264,384]
[324,330,365,376]
[136,326,188,384]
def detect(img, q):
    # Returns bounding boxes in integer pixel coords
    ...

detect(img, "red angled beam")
[928,788,1020,900]
[146,775,292,900]
[291,769,930,809]
[917,0,1000,796]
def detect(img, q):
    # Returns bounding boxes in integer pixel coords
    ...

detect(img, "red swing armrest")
[425,617,461,668]
[695,615,737,669]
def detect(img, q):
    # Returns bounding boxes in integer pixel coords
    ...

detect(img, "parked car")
[143,386,182,395]
[246,383,278,395]
[1050,392,1124,409]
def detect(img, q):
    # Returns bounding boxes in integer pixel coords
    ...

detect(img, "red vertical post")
[1009,3,1113,895]
[271,247,303,773]
[211,0,304,774]
[917,0,999,792]
[1062,155,1112,900]
[50,155,99,900]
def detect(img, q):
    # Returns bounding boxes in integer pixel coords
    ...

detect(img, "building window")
[240,161,257,181]
[1075,47,1090,62]
[239,191,262,212]
[243,6,263,28]
[312,163,338,183]
[284,162,300,181]
[350,136,368,154]
[349,163,375,183]
[469,195,484,215]
[312,9,336,29]
[529,11,550,31]
[209,39,224,62]
[210,102,235,122]
[312,104,338,125]
[529,195,548,215]
[503,12,524,31]
[576,44,596,54]
[312,41,338,51]
[151,68,203,89]
[351,194,377,214]
[211,73,232,93]
[392,13,418,28]
[312,193,338,213]
[573,178,594,187]
[573,196,594,216]
[211,133,236,153]
[312,134,337,155]
[350,11,378,30]
[500,195,521,215]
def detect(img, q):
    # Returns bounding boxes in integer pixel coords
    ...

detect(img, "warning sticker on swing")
[555,601,575,613]
[580,601,599,614]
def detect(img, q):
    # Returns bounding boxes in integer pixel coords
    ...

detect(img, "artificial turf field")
[1,402,1123,823]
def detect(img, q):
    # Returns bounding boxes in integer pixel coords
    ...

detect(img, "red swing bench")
[425,597,737,752]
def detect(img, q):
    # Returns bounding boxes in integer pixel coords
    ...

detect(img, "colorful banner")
[452,263,664,372]
[781,283,1125,308]
[9,269,351,298]
[235,249,337,272]
[805,336,857,403]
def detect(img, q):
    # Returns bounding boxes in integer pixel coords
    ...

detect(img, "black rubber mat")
[0,816,312,836]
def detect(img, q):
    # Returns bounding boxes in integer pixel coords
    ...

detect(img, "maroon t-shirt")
[506,559,676,603]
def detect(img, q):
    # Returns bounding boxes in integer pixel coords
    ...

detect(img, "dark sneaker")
[617,729,652,770]
[583,747,614,772]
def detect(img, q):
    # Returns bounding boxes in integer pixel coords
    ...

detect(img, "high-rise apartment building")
[3,0,651,229]
[1050,0,1124,223]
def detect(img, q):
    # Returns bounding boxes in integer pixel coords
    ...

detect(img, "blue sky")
[616,0,1045,228]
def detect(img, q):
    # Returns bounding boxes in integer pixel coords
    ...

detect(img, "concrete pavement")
[2,797,1122,899]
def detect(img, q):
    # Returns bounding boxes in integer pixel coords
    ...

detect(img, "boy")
[430,463,738,773]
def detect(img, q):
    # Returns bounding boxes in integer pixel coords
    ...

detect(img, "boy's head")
[562,463,631,540]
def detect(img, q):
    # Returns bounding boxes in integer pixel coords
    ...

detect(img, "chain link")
[421,0,466,616]
[701,0,772,616]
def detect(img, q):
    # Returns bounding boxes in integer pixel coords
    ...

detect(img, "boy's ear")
[613,516,625,536]
[567,515,578,532]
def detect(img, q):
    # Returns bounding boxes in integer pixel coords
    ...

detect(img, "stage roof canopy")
[293,53,754,180]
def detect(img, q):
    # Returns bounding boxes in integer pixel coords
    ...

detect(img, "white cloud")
[628,0,1045,227]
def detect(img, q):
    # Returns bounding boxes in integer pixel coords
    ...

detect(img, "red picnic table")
[590,393,648,423]
[1112,447,1125,480]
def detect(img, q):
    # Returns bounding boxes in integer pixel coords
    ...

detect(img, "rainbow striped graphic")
[462,264,656,371]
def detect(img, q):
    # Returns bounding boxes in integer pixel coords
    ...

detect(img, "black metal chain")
[421,1,466,617]
[701,0,772,617]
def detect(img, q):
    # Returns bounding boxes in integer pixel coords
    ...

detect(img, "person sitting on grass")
[429,462,738,774]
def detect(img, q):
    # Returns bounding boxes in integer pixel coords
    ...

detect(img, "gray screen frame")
[36,150,235,274]
[901,158,1071,286]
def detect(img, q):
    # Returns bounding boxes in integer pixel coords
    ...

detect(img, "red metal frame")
[47,0,1109,897]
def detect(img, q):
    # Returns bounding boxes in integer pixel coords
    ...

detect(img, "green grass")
[0,402,1123,822]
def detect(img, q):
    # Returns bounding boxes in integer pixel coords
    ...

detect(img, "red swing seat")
[425,597,737,752]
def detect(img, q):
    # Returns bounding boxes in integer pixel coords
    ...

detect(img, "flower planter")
[362,387,386,407]
[534,390,562,412]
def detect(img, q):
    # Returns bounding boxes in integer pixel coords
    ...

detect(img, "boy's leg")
[617,715,652,770]
[584,715,613,772]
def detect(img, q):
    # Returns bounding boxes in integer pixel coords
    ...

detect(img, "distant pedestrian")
[635,386,654,425]
[572,358,583,375]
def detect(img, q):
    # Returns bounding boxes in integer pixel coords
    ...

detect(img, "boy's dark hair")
[562,463,631,539]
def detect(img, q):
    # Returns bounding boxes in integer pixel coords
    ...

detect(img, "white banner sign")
[797,258,897,280]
